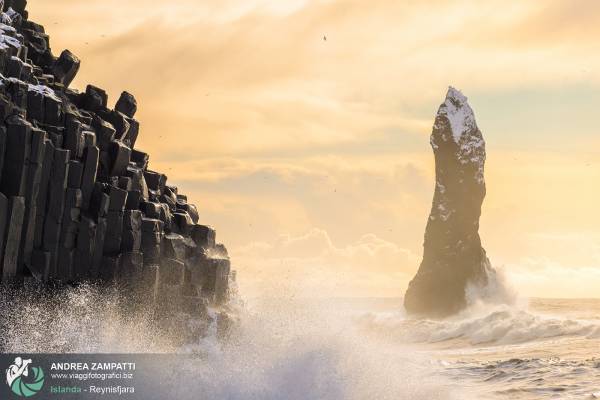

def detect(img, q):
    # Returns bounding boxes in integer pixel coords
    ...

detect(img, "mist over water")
[2,275,600,399]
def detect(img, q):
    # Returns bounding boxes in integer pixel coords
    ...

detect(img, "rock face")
[0,1,235,319]
[404,87,492,317]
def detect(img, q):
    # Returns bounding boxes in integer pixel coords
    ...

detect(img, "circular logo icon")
[6,358,45,397]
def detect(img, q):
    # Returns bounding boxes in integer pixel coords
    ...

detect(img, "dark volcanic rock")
[83,84,108,112]
[1,196,25,281]
[404,87,493,317]
[52,49,80,88]
[0,3,236,332]
[115,91,137,118]
[107,140,130,176]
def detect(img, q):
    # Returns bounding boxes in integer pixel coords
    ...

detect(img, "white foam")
[0,285,471,400]
[172,298,469,400]
[361,299,600,347]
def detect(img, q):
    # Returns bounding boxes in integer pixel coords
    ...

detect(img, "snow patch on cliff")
[0,11,21,50]
[438,86,477,143]
[432,86,486,183]
[28,83,62,102]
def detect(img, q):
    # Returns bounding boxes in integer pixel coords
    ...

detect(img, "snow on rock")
[4,7,18,22]
[27,82,62,102]
[431,86,486,183]
[0,14,21,50]
[435,86,478,143]
[0,30,20,49]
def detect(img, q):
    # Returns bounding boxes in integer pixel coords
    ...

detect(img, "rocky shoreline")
[0,0,236,338]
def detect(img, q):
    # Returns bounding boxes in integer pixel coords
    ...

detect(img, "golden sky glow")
[28,0,600,298]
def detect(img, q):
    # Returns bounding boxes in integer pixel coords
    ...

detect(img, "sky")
[28,0,600,298]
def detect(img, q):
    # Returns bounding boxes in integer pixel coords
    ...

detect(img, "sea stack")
[404,87,493,317]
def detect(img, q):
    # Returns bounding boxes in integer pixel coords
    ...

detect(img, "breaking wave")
[172,297,469,400]
[359,302,600,346]
[360,267,600,347]
[6,268,596,399]
[0,284,471,400]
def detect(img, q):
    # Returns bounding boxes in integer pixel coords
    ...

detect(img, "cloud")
[26,0,600,298]
[496,0,600,47]
[34,0,600,158]
[30,0,600,163]
[232,228,419,298]
[505,259,600,299]
[162,157,433,255]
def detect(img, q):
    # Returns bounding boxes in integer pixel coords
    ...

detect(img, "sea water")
[2,285,600,399]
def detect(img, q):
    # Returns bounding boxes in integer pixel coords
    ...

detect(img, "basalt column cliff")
[404,87,493,317]
[0,1,234,315]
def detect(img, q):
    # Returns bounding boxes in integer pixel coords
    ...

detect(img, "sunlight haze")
[28,0,600,298]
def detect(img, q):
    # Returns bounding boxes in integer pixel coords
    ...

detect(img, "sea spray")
[0,283,469,399]
[164,296,469,400]
[465,266,521,309]
[0,283,172,353]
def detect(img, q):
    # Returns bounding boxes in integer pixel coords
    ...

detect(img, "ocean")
[212,297,600,400]
[357,297,600,399]
[2,285,600,399]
